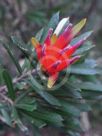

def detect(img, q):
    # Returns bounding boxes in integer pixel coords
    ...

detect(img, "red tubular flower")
[31,18,89,88]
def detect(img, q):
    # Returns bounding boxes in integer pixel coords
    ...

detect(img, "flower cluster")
[31,17,88,88]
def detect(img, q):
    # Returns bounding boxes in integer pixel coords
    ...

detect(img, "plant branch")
[0,93,13,105]
[0,69,37,94]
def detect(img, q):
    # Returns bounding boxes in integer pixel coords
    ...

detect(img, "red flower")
[31,18,88,88]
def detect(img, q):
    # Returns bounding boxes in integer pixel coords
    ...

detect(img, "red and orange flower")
[31,17,89,88]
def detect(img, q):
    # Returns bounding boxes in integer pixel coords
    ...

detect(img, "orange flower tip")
[31,37,39,48]
[69,56,81,64]
[72,18,87,36]
[54,17,69,36]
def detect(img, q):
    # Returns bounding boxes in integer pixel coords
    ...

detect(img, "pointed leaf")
[2,70,16,101]
[70,63,102,75]
[11,36,31,55]
[40,12,60,43]
[35,28,44,42]
[76,82,102,92]
[28,75,61,106]
[71,31,93,45]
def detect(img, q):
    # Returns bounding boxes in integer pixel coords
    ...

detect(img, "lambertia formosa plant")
[0,12,102,136]
[31,17,89,89]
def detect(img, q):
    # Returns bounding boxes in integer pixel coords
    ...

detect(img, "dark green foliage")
[0,12,102,136]
[2,70,16,101]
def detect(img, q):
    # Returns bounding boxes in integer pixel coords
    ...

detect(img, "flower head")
[31,17,89,88]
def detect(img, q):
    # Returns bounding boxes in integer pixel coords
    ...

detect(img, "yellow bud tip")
[47,78,55,89]
[31,37,39,48]
[72,18,87,36]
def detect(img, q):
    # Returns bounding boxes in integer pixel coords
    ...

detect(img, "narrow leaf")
[71,31,93,45]
[70,64,102,75]
[28,75,61,106]
[2,70,16,100]
[76,82,102,92]
[40,12,60,43]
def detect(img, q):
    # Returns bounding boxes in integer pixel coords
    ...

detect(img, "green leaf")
[11,36,36,67]
[67,100,91,112]
[71,31,93,45]
[29,75,61,106]
[35,28,44,42]
[76,82,102,92]
[65,118,81,131]
[64,84,82,99]
[24,110,63,127]
[0,104,12,126]
[23,112,46,128]
[0,68,4,85]
[15,97,37,112]
[2,70,15,101]
[11,107,28,132]
[16,102,37,112]
[40,11,60,43]
[11,36,31,56]
[70,63,102,75]
[52,83,82,99]
[74,41,95,55]
[60,100,80,117]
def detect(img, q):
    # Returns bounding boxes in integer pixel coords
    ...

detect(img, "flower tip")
[72,18,87,36]
[83,18,87,24]
[31,37,39,48]
[47,78,54,88]
[47,73,58,88]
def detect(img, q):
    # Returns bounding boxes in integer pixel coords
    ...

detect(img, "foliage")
[0,11,102,136]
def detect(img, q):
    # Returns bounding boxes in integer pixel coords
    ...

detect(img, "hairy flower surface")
[31,17,90,88]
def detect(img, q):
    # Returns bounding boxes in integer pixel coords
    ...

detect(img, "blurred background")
[0,0,102,135]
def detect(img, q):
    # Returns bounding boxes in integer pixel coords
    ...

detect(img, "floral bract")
[31,17,90,88]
